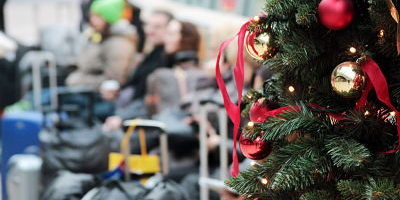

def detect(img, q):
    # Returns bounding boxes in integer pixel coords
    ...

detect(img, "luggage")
[81,180,147,200]
[1,51,57,200]
[1,111,43,200]
[6,154,42,200]
[40,124,111,180]
[144,178,190,200]
[41,171,97,200]
[108,119,169,181]
[18,51,58,111]
[40,89,111,185]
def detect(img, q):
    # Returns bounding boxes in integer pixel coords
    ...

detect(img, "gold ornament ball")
[331,61,366,98]
[245,31,276,61]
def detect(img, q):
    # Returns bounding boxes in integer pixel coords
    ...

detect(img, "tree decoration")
[245,31,277,61]
[249,98,271,123]
[331,61,366,98]
[260,177,269,185]
[245,16,277,61]
[318,0,354,30]
[239,134,272,160]
[221,0,400,198]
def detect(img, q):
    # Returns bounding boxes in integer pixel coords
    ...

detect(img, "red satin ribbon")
[262,104,346,122]
[356,57,400,153]
[215,20,250,177]
[247,32,259,55]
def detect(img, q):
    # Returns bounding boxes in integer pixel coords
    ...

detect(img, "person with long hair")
[145,19,204,116]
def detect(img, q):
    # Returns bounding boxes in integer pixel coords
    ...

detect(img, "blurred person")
[66,0,137,90]
[123,3,146,53]
[81,0,145,53]
[145,20,205,116]
[142,20,207,182]
[103,10,173,131]
[124,10,174,100]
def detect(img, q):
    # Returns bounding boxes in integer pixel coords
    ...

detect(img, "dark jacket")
[125,45,167,100]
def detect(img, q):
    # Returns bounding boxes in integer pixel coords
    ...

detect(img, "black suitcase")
[40,89,113,186]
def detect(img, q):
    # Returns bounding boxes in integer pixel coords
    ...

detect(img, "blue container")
[1,111,42,200]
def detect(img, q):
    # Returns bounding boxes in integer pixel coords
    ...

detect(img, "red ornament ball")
[239,135,271,160]
[318,0,354,30]
[249,99,270,123]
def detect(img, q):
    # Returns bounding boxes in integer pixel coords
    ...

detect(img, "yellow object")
[91,32,103,43]
[288,86,295,93]
[108,119,160,175]
[330,61,366,98]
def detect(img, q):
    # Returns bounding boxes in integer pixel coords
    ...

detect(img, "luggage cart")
[199,100,230,200]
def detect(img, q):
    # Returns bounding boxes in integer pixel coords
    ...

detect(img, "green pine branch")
[325,138,371,171]
[271,138,331,191]
[365,178,400,200]
[260,104,330,141]
[337,179,366,200]
[300,189,336,200]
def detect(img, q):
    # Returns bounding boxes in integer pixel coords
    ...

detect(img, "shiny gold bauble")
[331,61,366,98]
[245,31,276,61]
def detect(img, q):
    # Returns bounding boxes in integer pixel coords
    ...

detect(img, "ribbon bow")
[215,20,251,177]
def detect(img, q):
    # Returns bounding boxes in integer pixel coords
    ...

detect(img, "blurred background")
[0,0,268,200]
[5,0,264,46]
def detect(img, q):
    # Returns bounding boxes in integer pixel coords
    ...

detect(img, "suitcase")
[1,51,57,200]
[6,154,42,200]
[109,119,170,181]
[1,112,43,200]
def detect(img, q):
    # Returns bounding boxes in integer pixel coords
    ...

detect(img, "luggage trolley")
[199,100,230,200]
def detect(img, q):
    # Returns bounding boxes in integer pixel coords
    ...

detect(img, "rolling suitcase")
[109,119,170,181]
[1,51,57,200]
[6,154,42,200]
[81,119,171,200]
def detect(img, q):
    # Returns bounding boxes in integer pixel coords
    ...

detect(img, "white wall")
[5,0,81,46]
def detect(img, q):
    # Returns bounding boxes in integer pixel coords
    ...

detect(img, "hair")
[152,10,174,23]
[178,21,201,53]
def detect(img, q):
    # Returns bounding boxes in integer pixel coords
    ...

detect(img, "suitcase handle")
[121,119,148,157]
[28,51,58,112]
[123,119,166,132]
[121,119,169,181]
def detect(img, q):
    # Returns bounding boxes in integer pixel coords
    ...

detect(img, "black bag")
[40,124,111,182]
[41,171,97,200]
[144,179,190,200]
[81,180,147,200]
[40,88,113,185]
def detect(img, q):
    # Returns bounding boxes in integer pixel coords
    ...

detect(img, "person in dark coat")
[124,10,174,100]
[103,10,173,131]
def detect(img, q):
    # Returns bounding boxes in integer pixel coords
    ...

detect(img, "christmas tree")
[221,0,400,199]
